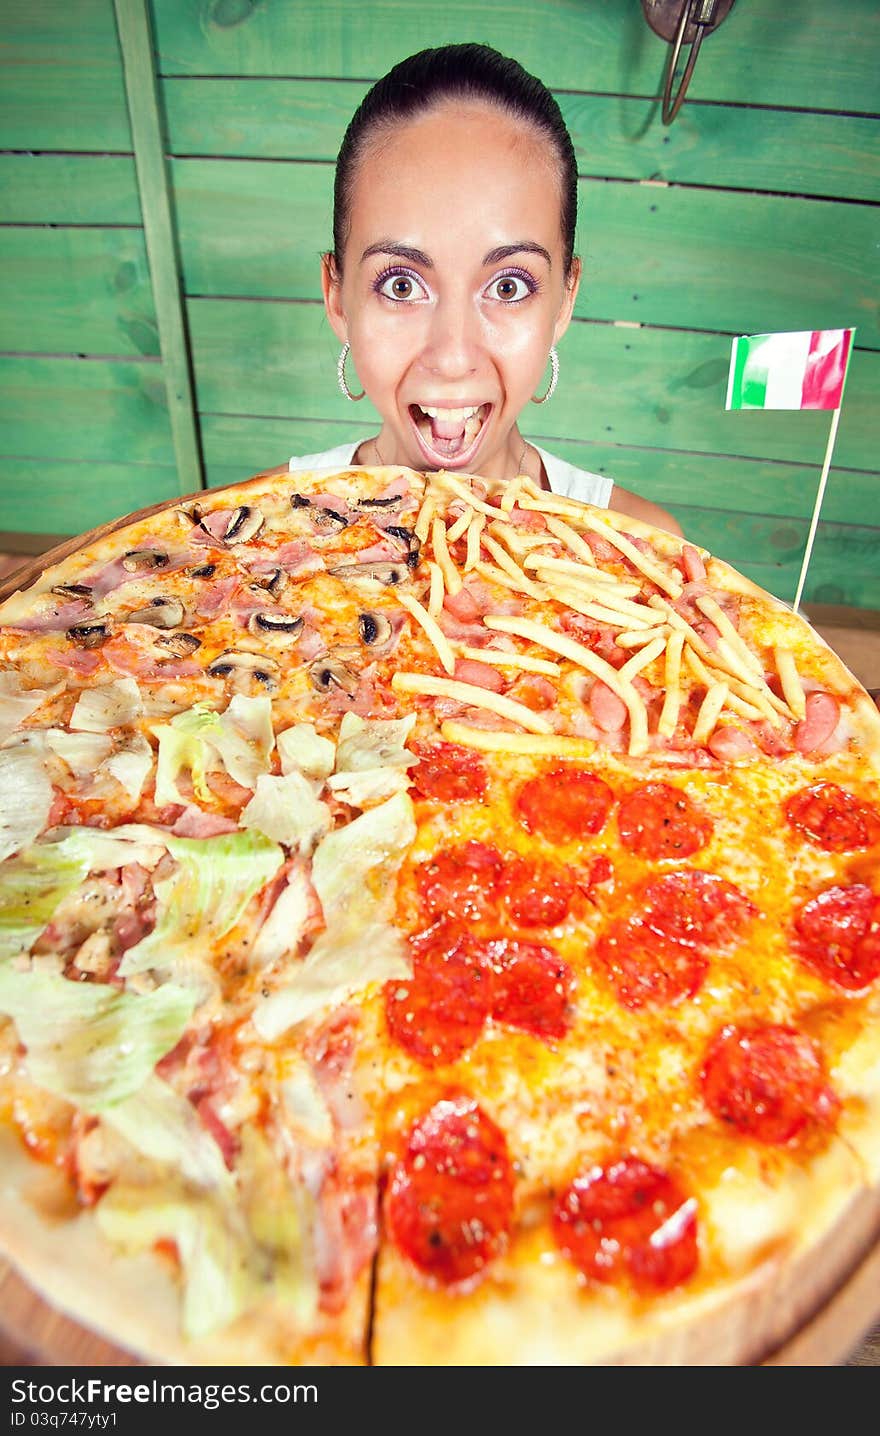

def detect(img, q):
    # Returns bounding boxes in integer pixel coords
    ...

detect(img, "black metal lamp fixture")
[642,0,737,124]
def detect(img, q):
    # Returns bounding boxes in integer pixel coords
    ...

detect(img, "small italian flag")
[726,328,854,412]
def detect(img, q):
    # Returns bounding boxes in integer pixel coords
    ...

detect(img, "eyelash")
[371,265,539,303]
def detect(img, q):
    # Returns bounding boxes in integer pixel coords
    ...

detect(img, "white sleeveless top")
[288,440,613,508]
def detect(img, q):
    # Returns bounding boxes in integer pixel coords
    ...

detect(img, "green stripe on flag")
[727,335,767,410]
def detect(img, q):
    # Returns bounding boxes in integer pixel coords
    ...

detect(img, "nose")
[418,291,482,381]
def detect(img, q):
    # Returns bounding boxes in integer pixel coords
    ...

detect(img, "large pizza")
[0,463,878,1366]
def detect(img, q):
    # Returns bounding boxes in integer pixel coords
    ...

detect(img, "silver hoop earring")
[531,346,559,405]
[337,342,365,402]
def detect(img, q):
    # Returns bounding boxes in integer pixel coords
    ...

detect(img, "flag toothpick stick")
[726,328,855,616]
[792,404,841,614]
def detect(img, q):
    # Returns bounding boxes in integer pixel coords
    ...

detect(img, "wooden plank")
[0,155,141,226]
[162,78,880,203]
[151,0,880,114]
[0,229,159,358]
[0,458,183,535]
[169,159,880,349]
[200,413,365,489]
[580,183,880,350]
[678,507,880,610]
[186,298,880,471]
[197,413,880,532]
[114,0,202,496]
[0,0,131,152]
[0,356,175,465]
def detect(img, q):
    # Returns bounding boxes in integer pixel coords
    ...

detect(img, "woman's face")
[324,101,580,480]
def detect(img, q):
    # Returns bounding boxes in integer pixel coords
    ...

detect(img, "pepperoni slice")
[498,856,574,927]
[385,924,492,1065]
[515,768,614,844]
[415,841,503,923]
[386,1096,515,1284]
[594,920,708,1009]
[793,883,880,992]
[640,870,757,948]
[617,782,713,861]
[552,1157,698,1293]
[409,741,488,803]
[701,1024,839,1145]
[488,940,574,1040]
[785,782,880,852]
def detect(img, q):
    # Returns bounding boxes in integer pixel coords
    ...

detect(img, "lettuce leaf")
[56,823,170,871]
[0,739,53,863]
[311,791,415,924]
[95,1126,317,1341]
[252,915,408,1039]
[45,729,113,779]
[333,712,417,772]
[0,841,91,961]
[252,793,415,1039]
[153,696,275,806]
[102,1076,232,1193]
[0,965,196,1107]
[103,733,153,801]
[118,830,283,978]
[240,772,330,854]
[276,723,336,784]
[0,672,59,745]
[69,677,142,733]
[94,1182,255,1339]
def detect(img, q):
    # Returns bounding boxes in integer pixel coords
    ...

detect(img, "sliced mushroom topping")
[66,621,110,649]
[178,503,203,525]
[208,649,280,691]
[188,563,216,579]
[247,611,304,639]
[122,549,169,573]
[291,493,312,509]
[52,583,93,600]
[311,507,349,531]
[250,568,286,597]
[328,560,409,588]
[156,631,201,656]
[358,611,392,647]
[384,526,421,568]
[356,495,403,509]
[126,597,185,629]
[224,506,264,544]
[309,651,360,699]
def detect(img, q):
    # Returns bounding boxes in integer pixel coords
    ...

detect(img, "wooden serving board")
[1,481,879,1367]
[1,1242,879,1366]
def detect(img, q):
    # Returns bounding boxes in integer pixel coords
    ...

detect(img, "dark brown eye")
[379,272,419,301]
[488,273,531,302]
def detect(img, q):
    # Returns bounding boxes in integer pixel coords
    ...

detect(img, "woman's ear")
[552,257,582,345]
[321,253,348,344]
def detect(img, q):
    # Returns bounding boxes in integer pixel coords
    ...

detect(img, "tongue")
[431,415,468,440]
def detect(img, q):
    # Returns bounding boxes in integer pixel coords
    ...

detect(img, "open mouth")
[408,402,492,467]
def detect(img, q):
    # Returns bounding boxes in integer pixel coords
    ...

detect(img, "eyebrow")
[360,240,552,268]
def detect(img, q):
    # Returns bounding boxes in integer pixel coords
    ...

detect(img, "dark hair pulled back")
[332,44,578,277]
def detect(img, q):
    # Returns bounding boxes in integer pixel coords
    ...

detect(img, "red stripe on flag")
[800,329,852,410]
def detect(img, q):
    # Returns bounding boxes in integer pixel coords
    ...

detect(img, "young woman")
[290,43,681,536]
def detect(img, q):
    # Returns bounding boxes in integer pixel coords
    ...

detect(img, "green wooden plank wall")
[1,0,878,609]
[0,0,181,534]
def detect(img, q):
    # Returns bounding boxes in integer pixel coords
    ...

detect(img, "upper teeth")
[420,405,481,422]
